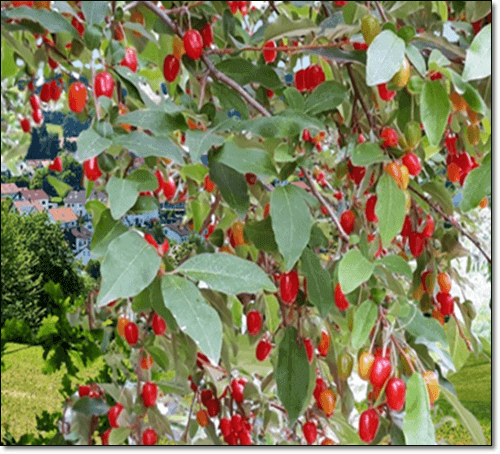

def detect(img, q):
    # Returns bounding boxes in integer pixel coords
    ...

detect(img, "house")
[164,222,191,243]
[74,246,92,266]
[19,188,50,209]
[88,189,107,204]
[64,190,87,217]
[1,183,24,200]
[12,200,45,216]
[49,206,78,229]
[65,226,92,252]
[123,210,159,228]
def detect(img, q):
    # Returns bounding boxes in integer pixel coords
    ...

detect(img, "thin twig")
[269,1,280,15]
[300,167,350,241]
[451,313,473,352]
[391,335,415,373]
[408,186,491,264]
[123,155,135,178]
[206,42,346,55]
[346,63,373,130]
[198,191,221,235]
[197,71,210,111]
[182,392,197,443]
[374,1,388,22]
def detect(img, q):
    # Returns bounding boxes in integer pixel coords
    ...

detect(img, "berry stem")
[346,63,374,130]
[451,313,473,352]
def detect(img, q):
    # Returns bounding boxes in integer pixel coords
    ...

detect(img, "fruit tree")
[0,0,491,446]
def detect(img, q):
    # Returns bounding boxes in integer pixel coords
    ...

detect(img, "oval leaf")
[351,300,378,350]
[375,173,406,247]
[300,248,333,317]
[338,249,375,294]
[366,30,406,86]
[420,80,452,146]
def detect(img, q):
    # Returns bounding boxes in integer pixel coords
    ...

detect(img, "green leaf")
[75,128,112,163]
[275,326,311,424]
[237,112,325,138]
[446,317,470,372]
[440,385,486,445]
[81,2,109,27]
[338,249,375,294]
[73,397,109,417]
[375,173,406,247]
[90,209,128,257]
[264,14,318,41]
[108,428,131,446]
[420,80,452,146]
[303,81,348,116]
[116,110,184,136]
[215,58,281,89]
[96,231,161,307]
[1,39,17,78]
[351,300,378,350]
[132,278,163,312]
[366,30,406,86]
[351,142,385,166]
[180,164,208,183]
[160,275,222,364]
[129,195,160,214]
[406,44,426,77]
[187,199,210,233]
[177,253,276,295]
[114,132,183,164]
[428,49,450,67]
[462,24,491,81]
[46,175,72,198]
[283,87,304,111]
[300,248,333,317]
[460,153,491,211]
[377,255,413,279]
[209,161,249,215]
[186,130,224,163]
[264,294,280,334]
[83,24,101,50]
[213,83,249,119]
[270,185,313,271]
[212,140,277,178]
[145,345,170,372]
[403,374,436,445]
[399,304,449,348]
[420,180,454,216]
[244,216,279,253]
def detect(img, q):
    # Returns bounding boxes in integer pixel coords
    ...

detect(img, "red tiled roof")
[12,201,34,213]
[19,189,49,201]
[49,207,78,223]
[1,183,19,194]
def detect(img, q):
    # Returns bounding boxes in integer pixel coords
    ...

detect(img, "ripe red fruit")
[142,382,158,407]
[263,41,277,63]
[365,195,378,223]
[318,329,330,357]
[402,152,421,176]
[163,179,176,200]
[370,356,391,388]
[231,414,243,433]
[256,338,272,361]
[220,417,231,437]
[145,233,159,249]
[40,83,51,102]
[321,205,328,215]
[334,1,348,6]
[108,403,124,429]
[20,118,30,133]
[201,23,214,47]
[121,47,138,72]
[334,283,349,311]
[422,214,434,239]
[227,1,239,14]
[200,389,213,407]
[436,292,454,315]
[152,313,167,335]
[401,215,412,237]
[204,174,215,192]
[307,64,325,90]
[68,81,87,114]
[245,173,257,185]
[30,94,40,111]
[101,428,111,445]
[385,377,406,411]
[239,429,252,445]
[409,231,425,257]
[266,89,274,98]
[163,55,180,82]
[12,1,34,6]
[353,42,368,51]
[377,83,396,102]
[49,156,63,172]
[49,80,61,101]
[231,380,244,403]
[124,321,139,346]
[303,421,318,444]
[48,56,58,70]
[302,129,311,142]
[313,377,327,403]
[348,159,366,185]
[79,385,90,397]
[340,210,355,235]
[359,408,379,443]
[295,69,306,92]
[279,270,299,304]
[71,12,85,37]
[183,29,203,60]
[32,108,43,124]
[303,338,314,364]
[380,127,398,148]
[94,71,115,98]
[83,157,103,181]
[142,428,158,445]
[428,71,443,81]
[206,398,220,417]
[246,310,262,336]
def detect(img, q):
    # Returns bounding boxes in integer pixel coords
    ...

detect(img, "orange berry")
[399,164,410,190]
[130,10,145,37]
[140,354,154,370]
[317,329,330,357]
[449,92,468,112]
[196,409,209,427]
[318,389,336,417]
[423,371,440,403]
[117,317,129,337]
[447,163,460,182]
[479,197,488,209]
[431,307,445,326]
[437,272,452,293]
[385,162,402,186]
[358,352,375,381]
[232,221,246,246]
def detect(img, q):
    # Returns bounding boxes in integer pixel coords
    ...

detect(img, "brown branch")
[140,1,272,118]
[374,1,388,22]
[269,1,280,15]
[346,63,374,130]
[182,391,197,443]
[198,191,221,235]
[451,313,473,352]
[206,42,346,55]
[300,167,350,241]
[123,155,135,178]
[197,71,209,111]
[408,186,491,264]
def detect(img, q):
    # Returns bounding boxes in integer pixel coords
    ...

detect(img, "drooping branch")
[374,1,388,22]
[346,63,374,130]
[300,167,350,241]
[408,186,491,264]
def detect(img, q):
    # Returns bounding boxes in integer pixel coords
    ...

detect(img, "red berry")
[20,118,30,133]
[303,338,314,364]
[49,80,61,101]
[421,214,434,238]
[94,71,115,98]
[428,71,443,81]
[303,421,318,444]
[124,321,139,346]
[313,377,327,403]
[32,108,43,124]
[321,205,328,215]
[402,152,421,176]
[142,428,158,445]
[295,69,306,92]
[436,292,454,315]
[48,56,58,70]
[101,429,111,445]
[231,414,244,433]
[29,94,40,111]
[347,159,366,185]
[256,339,272,361]
[266,89,274,98]
[204,174,215,192]
[72,12,85,37]
[359,408,379,443]
[245,173,257,185]
[409,231,425,257]
[121,47,138,72]
[231,380,244,403]
[239,429,252,445]
[163,179,176,200]
[377,83,396,102]
[68,81,87,114]
[302,129,311,142]
[334,1,348,6]
[183,29,204,60]
[152,313,167,335]
[279,270,299,304]
[334,283,349,311]
[108,403,124,429]
[380,127,398,148]
[227,1,239,14]
[365,195,378,223]
[401,215,412,237]
[370,356,391,388]
[49,156,63,172]
[145,233,159,249]
[318,329,330,357]
[385,377,406,411]
[79,385,90,397]
[246,310,262,336]
[40,83,51,102]
[340,210,355,235]
[201,23,214,47]
[200,389,213,407]
[163,55,180,82]
[83,157,102,181]
[353,42,368,51]
[141,382,158,407]
[263,41,277,63]
[220,417,231,437]
[206,398,220,417]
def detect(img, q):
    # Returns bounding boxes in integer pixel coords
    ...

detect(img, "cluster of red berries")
[294,65,326,92]
[420,271,455,318]
[78,383,104,399]
[154,169,177,200]
[400,212,434,258]
[445,131,478,185]
[219,412,253,445]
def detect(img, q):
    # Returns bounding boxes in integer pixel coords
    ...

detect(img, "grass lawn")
[1,342,491,445]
